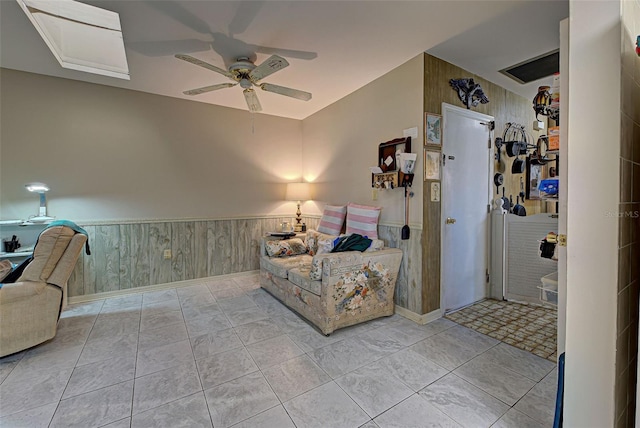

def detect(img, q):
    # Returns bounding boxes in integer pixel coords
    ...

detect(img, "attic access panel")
[499,50,559,84]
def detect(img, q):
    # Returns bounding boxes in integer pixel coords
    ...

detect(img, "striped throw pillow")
[317,205,347,235]
[346,203,381,239]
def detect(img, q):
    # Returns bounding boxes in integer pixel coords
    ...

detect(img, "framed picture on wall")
[424,150,440,180]
[425,113,442,146]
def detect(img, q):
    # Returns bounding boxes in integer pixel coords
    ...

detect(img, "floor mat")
[445,299,557,361]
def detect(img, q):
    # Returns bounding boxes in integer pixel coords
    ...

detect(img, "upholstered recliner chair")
[0,224,87,357]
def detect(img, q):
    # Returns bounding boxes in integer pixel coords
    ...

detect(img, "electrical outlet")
[163,249,172,259]
[372,188,378,201]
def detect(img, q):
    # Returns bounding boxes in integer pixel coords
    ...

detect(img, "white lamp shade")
[25,182,50,192]
[286,182,311,201]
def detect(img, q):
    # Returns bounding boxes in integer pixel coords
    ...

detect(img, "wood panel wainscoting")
[67,217,424,317]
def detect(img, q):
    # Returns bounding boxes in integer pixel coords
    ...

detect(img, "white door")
[441,103,494,312]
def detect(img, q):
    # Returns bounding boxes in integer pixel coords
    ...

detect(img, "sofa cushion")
[346,203,381,239]
[317,205,347,235]
[288,266,322,296]
[260,254,312,279]
[264,238,307,257]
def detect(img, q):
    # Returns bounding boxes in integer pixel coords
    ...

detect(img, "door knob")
[446,217,457,224]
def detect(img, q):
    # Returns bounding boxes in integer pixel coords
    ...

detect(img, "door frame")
[440,102,495,313]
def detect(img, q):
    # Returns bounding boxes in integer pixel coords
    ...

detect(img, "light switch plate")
[403,127,418,140]
[430,182,440,202]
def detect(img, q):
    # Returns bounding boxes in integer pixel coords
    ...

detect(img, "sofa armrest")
[316,248,402,318]
[0,281,57,305]
[317,249,402,280]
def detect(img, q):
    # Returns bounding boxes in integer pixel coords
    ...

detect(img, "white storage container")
[539,271,558,306]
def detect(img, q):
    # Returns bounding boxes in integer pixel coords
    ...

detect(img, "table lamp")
[25,182,53,221]
[286,182,311,232]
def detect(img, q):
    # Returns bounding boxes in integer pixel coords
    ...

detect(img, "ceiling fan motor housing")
[229,58,256,88]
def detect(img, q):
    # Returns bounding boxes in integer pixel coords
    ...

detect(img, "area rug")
[445,299,557,361]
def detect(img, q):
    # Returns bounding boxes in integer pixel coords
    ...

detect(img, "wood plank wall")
[67,217,318,298]
[422,53,553,314]
[66,217,421,313]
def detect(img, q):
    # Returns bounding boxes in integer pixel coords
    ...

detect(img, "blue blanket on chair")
[44,220,91,255]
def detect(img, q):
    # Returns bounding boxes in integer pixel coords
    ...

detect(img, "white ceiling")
[0,0,569,120]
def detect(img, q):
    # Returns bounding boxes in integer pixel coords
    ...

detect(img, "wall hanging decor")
[425,113,442,145]
[532,85,559,122]
[424,150,440,180]
[449,78,489,109]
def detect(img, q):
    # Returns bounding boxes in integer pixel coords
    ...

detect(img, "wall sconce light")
[286,182,312,232]
[25,182,53,221]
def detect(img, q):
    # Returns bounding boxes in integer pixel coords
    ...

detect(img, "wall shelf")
[371,136,412,189]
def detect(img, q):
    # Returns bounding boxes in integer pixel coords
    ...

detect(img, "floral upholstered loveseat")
[259,231,403,335]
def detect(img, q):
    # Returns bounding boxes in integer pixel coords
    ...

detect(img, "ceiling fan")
[175,54,312,112]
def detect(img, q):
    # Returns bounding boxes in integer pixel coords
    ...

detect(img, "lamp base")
[294,201,303,232]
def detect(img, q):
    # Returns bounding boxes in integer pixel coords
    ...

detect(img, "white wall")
[0,69,303,222]
[301,55,424,226]
[564,1,621,426]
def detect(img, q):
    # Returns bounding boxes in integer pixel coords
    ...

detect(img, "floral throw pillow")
[305,230,321,256]
[305,230,338,256]
[265,238,308,257]
[317,236,337,254]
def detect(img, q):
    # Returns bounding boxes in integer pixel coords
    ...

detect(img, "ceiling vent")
[499,50,559,84]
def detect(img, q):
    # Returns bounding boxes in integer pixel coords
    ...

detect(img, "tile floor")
[445,299,558,361]
[0,274,558,428]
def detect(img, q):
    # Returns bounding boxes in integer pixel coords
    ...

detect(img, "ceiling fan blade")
[249,55,289,82]
[260,83,312,101]
[183,82,237,96]
[243,88,262,112]
[255,45,318,61]
[175,54,234,79]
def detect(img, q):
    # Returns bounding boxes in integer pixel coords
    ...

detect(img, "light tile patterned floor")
[445,299,558,361]
[0,275,558,428]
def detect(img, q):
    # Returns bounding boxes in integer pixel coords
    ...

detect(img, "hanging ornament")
[449,78,489,109]
[532,86,551,120]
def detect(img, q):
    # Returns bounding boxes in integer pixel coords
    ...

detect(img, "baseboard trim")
[395,305,443,325]
[67,270,260,304]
